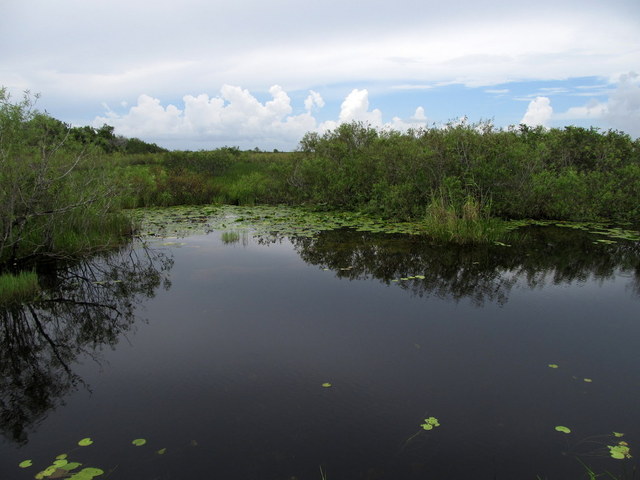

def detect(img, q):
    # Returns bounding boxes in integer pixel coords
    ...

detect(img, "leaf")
[555,426,571,434]
[78,437,93,446]
[18,460,32,468]
[156,448,167,455]
[613,432,625,438]
[55,454,68,460]
[52,459,68,468]
[322,382,332,388]
[583,378,593,383]
[61,462,82,471]
[131,438,147,447]
[69,467,105,479]
[548,364,559,369]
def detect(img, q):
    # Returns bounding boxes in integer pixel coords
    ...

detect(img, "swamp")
[2,205,640,480]
[1,90,640,479]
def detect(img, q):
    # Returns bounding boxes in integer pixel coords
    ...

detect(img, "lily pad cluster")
[131,205,466,241]
[420,417,440,431]
[608,433,632,460]
[19,437,155,479]
[24,452,103,480]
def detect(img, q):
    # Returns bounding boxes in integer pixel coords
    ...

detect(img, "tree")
[0,88,130,267]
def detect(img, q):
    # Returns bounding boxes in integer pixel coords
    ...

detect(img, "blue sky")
[1,0,638,150]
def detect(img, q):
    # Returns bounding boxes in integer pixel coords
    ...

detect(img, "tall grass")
[0,271,40,305]
[422,194,508,244]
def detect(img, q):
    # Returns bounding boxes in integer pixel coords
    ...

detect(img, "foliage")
[0,270,40,305]
[290,121,640,224]
[0,88,132,268]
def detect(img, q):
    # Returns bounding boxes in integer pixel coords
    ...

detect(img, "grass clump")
[0,271,40,306]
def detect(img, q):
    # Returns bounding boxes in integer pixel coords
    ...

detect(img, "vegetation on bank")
[0,89,133,299]
[2,87,639,303]
[118,120,639,242]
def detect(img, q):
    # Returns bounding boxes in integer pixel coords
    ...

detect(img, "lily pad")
[555,426,571,434]
[608,443,631,460]
[322,382,332,388]
[78,438,93,447]
[157,448,167,455]
[131,438,147,447]
[18,459,32,468]
[548,364,559,369]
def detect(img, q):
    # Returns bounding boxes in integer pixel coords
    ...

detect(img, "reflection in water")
[291,226,640,305]
[0,242,172,444]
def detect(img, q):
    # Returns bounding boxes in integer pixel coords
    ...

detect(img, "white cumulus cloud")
[94,85,320,149]
[520,97,553,127]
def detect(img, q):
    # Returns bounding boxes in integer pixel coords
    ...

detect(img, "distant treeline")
[120,121,640,224]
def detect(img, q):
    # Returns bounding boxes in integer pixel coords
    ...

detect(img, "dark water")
[2,227,639,480]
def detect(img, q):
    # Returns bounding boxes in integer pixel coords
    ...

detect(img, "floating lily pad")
[78,438,93,447]
[613,432,625,438]
[555,426,571,434]
[322,383,332,388]
[18,460,32,468]
[55,454,68,460]
[548,364,559,369]
[420,417,440,430]
[157,448,167,455]
[608,442,631,460]
[583,378,592,383]
[131,438,147,447]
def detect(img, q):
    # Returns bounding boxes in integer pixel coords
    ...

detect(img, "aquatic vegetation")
[548,364,559,369]
[77,438,93,447]
[322,383,332,388]
[608,442,632,460]
[131,438,147,446]
[555,426,572,434]
[420,417,440,430]
[19,459,32,468]
[0,271,40,306]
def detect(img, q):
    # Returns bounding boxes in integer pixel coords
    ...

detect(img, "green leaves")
[131,438,147,446]
[420,417,440,430]
[554,426,571,434]
[321,382,332,388]
[608,442,632,460]
[18,459,32,468]
[78,438,93,447]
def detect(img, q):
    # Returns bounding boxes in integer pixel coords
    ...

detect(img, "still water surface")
[2,226,639,479]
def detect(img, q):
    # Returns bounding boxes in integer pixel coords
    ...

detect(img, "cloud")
[520,97,553,127]
[604,72,640,136]
[304,90,325,112]
[94,85,319,149]
[337,89,383,125]
[551,72,640,137]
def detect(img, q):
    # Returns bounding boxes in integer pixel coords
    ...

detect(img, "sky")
[1,0,639,151]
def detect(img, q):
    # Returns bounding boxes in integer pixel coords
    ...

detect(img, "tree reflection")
[0,242,172,444]
[291,226,640,305]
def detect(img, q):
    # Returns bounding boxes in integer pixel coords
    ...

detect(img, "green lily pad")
[131,438,147,447]
[420,417,440,430]
[548,364,559,369]
[583,378,592,383]
[157,448,167,455]
[555,426,571,434]
[55,454,68,460]
[18,459,32,468]
[608,443,631,460]
[52,459,68,468]
[613,432,625,438]
[78,437,93,447]
[322,382,332,388]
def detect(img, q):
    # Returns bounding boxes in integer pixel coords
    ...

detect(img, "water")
[1,226,639,480]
